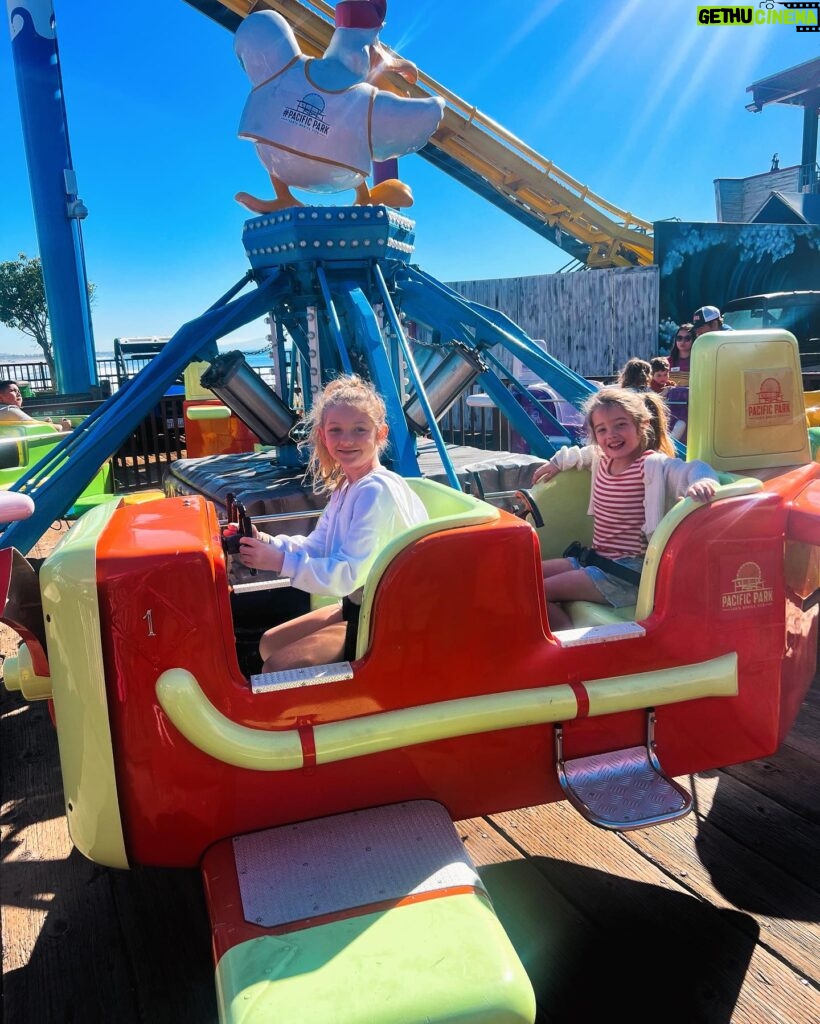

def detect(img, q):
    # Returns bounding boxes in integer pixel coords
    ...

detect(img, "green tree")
[0,253,95,385]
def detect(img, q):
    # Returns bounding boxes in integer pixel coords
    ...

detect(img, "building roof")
[746,57,820,113]
[752,191,820,225]
[752,190,820,224]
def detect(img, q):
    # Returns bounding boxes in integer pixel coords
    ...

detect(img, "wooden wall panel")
[448,267,660,377]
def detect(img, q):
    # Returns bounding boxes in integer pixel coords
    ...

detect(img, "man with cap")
[691,305,734,338]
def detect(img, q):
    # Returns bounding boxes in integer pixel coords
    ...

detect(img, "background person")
[668,324,694,386]
[0,380,72,431]
[616,357,652,391]
[649,356,672,393]
[239,374,428,671]
[691,305,733,337]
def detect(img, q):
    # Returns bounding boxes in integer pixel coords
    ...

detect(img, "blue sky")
[1,0,818,356]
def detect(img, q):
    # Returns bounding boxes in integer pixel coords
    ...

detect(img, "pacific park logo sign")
[744,368,794,427]
[697,2,819,29]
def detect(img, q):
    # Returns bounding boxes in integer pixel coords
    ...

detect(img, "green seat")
[564,601,636,627]
[688,329,811,471]
[0,427,63,487]
[205,801,536,1024]
[809,426,820,461]
[68,461,115,516]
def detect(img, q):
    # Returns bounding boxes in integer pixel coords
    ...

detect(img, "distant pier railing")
[0,356,275,397]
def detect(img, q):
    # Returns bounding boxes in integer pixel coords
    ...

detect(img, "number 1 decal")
[143,609,157,637]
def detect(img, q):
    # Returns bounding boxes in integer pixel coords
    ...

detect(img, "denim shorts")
[566,555,644,608]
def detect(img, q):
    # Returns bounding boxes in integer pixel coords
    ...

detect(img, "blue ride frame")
[1,206,599,554]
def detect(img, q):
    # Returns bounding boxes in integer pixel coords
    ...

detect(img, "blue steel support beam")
[478,351,565,458]
[437,287,688,455]
[335,285,420,479]
[273,320,291,404]
[8,271,257,492]
[315,265,353,375]
[282,316,312,413]
[8,1,97,394]
[395,266,597,409]
[371,264,460,490]
[2,272,287,554]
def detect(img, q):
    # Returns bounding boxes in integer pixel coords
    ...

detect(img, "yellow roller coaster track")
[214,0,655,268]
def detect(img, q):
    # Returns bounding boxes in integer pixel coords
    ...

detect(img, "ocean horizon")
[0,343,274,368]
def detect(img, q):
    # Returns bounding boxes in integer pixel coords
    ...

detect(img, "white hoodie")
[261,467,428,598]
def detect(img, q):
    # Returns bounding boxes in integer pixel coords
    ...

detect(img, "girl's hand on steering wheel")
[238,536,285,573]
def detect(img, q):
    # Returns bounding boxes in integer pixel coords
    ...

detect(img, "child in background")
[649,356,673,394]
[240,375,428,670]
[531,387,717,629]
[616,358,652,391]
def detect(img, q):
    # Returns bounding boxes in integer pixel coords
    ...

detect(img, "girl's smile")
[590,405,643,472]
[320,404,387,483]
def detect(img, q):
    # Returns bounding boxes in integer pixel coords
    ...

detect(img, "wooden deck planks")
[478,788,820,1024]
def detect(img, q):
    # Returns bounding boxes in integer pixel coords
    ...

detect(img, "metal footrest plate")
[251,660,353,693]
[558,743,692,831]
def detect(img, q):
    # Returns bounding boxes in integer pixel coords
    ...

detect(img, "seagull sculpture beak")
[370,41,418,89]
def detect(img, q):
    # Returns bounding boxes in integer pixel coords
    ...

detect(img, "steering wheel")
[510,489,545,529]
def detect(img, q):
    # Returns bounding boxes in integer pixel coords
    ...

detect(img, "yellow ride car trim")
[155,652,737,771]
[41,500,128,868]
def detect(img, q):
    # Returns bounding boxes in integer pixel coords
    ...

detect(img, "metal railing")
[0,361,526,494]
[0,356,276,396]
[110,395,187,490]
[438,386,503,450]
[0,360,56,393]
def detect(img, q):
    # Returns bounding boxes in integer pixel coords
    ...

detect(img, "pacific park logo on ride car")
[721,561,774,611]
[744,369,794,427]
[716,545,778,616]
[697,3,819,29]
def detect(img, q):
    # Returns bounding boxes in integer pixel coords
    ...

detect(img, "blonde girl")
[240,375,428,670]
[532,387,717,629]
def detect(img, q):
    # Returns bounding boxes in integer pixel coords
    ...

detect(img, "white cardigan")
[548,445,719,540]
[260,467,428,598]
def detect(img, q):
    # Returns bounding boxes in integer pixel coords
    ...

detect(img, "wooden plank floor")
[2,527,819,1023]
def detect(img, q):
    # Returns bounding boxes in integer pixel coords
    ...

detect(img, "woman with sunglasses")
[668,324,694,387]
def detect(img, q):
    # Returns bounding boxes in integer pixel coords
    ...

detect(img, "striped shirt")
[591,451,651,558]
